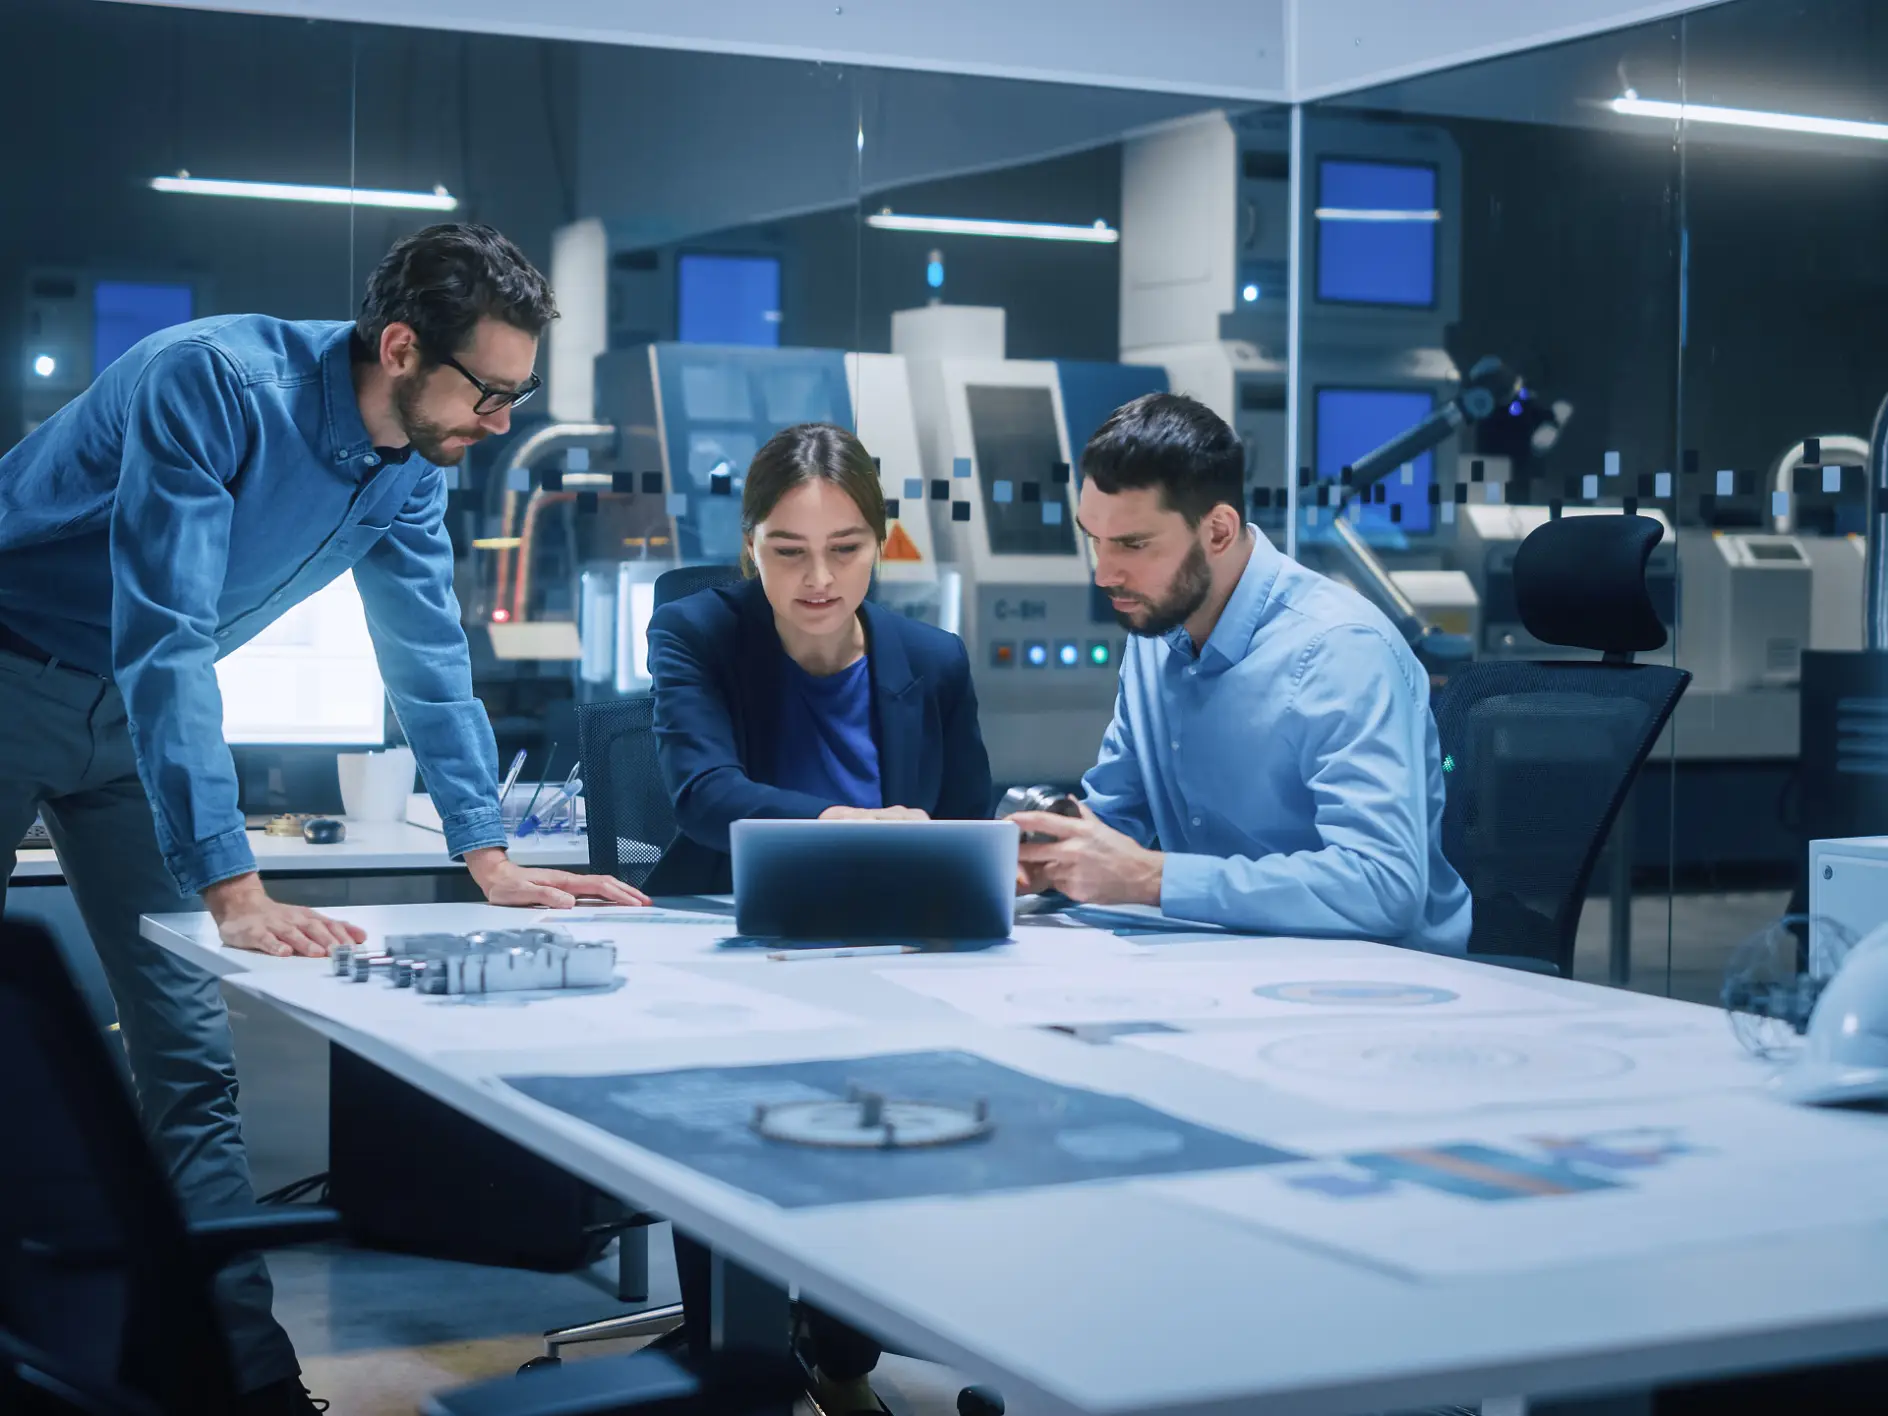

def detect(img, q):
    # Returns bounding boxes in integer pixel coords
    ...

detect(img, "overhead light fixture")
[1608,95,1888,143]
[32,355,56,378]
[150,173,459,210]
[866,212,1118,243]
[1313,207,1442,222]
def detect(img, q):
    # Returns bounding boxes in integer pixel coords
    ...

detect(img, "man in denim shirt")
[0,224,643,1412]
[1013,394,1471,953]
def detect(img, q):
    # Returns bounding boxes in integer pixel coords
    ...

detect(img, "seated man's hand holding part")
[1012,801,1162,906]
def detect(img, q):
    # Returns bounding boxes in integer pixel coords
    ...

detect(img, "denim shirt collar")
[321,325,379,472]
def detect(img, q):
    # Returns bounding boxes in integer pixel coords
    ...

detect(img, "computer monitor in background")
[1315,386,1436,534]
[216,572,387,746]
[1315,159,1439,308]
[94,281,194,369]
[677,253,782,347]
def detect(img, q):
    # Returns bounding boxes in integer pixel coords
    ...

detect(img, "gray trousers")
[0,648,299,1393]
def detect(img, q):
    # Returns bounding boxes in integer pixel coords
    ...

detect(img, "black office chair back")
[0,923,239,1415]
[579,695,678,888]
[1434,515,1689,976]
[653,563,744,611]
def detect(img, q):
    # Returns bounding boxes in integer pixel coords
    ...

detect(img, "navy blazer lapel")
[863,601,922,809]
[733,580,787,784]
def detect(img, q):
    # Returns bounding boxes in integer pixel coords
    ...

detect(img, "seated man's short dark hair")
[1081,392,1246,526]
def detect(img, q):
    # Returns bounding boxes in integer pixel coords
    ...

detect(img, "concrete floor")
[225,888,1793,1415]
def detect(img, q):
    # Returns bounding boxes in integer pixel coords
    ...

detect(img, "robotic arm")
[1316,357,1522,672]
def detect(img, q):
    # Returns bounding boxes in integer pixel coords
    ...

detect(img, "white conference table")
[13,820,589,882]
[141,902,1888,1416]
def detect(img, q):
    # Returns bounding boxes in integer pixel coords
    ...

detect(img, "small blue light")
[1056,641,1079,668]
[1025,642,1049,668]
[926,259,944,289]
[1508,400,1524,417]
[1242,284,1260,303]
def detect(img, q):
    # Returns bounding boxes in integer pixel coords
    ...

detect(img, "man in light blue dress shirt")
[1014,393,1471,952]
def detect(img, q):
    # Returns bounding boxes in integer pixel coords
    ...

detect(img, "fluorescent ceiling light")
[1314,207,1441,222]
[1609,95,1888,143]
[866,212,1118,243]
[150,175,459,210]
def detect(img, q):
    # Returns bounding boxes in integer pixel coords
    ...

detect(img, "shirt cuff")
[1156,852,1226,927]
[170,826,258,898]
[442,805,507,861]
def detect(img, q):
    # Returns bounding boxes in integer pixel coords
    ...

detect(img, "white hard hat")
[1771,924,1888,1106]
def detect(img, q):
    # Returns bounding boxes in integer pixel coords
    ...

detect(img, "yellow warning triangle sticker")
[883,522,923,562]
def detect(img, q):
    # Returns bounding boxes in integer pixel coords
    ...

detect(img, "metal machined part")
[381,928,617,996]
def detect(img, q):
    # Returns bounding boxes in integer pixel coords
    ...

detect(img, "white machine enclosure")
[1809,835,1888,970]
[895,307,1121,785]
[1676,529,1812,693]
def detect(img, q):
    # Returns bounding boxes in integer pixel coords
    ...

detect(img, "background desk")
[141,903,1888,1416]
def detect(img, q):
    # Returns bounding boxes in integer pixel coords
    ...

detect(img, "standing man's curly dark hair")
[356,223,557,362]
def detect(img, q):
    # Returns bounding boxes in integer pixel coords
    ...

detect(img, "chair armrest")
[423,1349,801,1416]
[186,1206,345,1264]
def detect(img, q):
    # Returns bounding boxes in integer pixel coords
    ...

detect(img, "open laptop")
[730,819,1019,944]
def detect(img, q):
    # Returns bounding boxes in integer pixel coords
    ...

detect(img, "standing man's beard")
[1112,539,1212,637]
[392,375,486,466]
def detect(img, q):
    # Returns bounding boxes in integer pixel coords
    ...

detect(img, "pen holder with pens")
[500,781,586,839]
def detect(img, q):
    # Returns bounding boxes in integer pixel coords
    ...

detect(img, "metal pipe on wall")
[1868,390,1888,650]
[490,422,619,615]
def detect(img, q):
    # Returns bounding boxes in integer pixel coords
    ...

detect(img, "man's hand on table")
[204,873,367,958]
[819,805,930,822]
[1011,801,1163,907]
[464,847,650,910]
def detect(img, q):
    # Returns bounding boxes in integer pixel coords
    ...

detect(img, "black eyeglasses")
[440,354,541,416]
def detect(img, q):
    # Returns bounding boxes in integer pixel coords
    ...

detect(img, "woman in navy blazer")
[647,423,993,896]
[647,421,992,1413]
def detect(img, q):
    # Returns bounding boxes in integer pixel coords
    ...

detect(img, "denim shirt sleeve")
[1159,623,1433,940]
[352,468,504,860]
[109,341,258,896]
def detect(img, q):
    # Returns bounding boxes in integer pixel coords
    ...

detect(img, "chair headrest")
[1513,513,1667,656]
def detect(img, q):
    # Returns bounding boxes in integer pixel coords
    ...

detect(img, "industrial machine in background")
[486,341,949,701]
[893,303,1167,785]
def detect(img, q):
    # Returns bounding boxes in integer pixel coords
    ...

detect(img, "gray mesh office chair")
[1434,514,1690,977]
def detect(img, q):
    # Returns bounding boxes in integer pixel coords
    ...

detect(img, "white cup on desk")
[336,746,416,822]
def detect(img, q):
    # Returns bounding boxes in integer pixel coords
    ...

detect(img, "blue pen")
[516,778,581,837]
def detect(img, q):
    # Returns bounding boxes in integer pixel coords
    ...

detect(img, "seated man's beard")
[1114,540,1212,637]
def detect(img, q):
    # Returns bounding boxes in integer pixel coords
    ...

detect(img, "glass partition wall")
[13,0,1874,1011]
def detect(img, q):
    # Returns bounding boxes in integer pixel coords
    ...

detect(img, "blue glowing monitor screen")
[1316,387,1435,534]
[1316,160,1437,307]
[94,281,193,372]
[678,254,782,348]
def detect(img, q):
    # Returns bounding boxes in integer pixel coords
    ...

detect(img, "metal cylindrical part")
[331,945,353,977]
[613,561,649,694]
[393,959,415,989]
[351,954,374,982]
[578,568,617,684]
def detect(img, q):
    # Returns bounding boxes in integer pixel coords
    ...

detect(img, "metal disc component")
[751,1089,993,1149]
